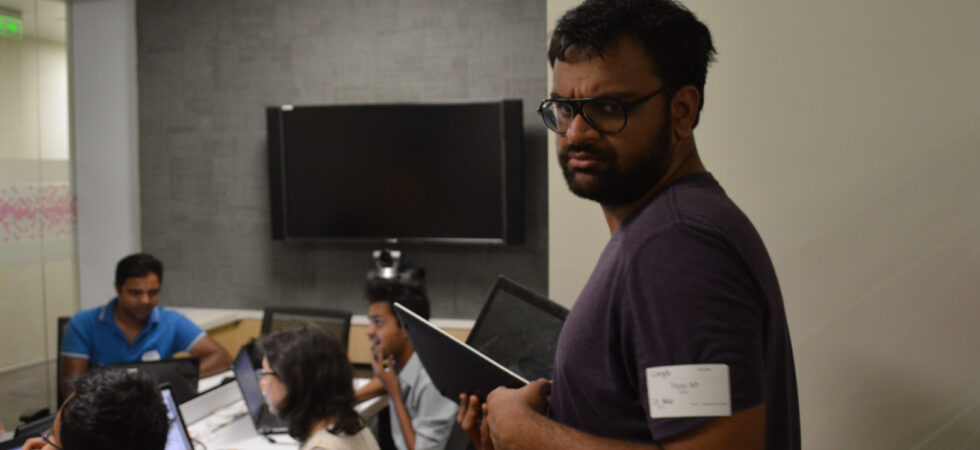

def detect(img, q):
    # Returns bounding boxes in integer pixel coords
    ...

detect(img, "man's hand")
[19,437,48,449]
[370,347,400,395]
[483,379,551,447]
[457,394,494,450]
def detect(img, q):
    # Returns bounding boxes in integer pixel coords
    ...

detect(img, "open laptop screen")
[160,385,194,450]
[465,276,568,381]
[232,348,266,424]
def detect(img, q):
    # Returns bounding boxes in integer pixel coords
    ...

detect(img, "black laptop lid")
[394,302,527,403]
[107,358,200,403]
[465,276,568,381]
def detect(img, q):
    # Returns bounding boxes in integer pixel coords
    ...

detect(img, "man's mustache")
[561,144,609,159]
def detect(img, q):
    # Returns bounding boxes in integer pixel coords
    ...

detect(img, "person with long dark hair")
[257,326,380,450]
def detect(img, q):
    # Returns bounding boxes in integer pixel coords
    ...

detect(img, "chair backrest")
[260,307,353,351]
[56,316,71,406]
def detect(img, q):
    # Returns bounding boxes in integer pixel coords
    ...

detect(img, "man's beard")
[559,119,673,207]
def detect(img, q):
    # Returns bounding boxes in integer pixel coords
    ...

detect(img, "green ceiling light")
[0,14,23,40]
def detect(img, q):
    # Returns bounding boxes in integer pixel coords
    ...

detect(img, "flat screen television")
[267,100,524,244]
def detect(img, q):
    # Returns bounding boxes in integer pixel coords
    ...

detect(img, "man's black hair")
[366,274,430,324]
[257,327,365,441]
[548,0,716,126]
[59,369,170,450]
[114,253,163,287]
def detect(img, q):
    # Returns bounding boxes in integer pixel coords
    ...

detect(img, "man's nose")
[564,113,601,143]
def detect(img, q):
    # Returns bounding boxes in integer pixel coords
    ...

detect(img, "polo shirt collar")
[98,298,162,326]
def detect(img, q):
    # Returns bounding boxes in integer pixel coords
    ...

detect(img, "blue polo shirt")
[61,298,206,369]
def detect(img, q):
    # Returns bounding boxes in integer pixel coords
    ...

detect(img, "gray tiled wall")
[136,0,548,318]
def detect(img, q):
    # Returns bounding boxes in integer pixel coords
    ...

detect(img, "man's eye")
[554,103,574,117]
[148,290,160,296]
[591,102,621,115]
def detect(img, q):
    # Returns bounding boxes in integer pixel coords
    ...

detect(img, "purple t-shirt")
[549,173,799,448]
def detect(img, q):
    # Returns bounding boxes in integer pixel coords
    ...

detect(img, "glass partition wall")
[0,0,75,428]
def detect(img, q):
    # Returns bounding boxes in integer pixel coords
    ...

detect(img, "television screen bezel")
[267,99,524,245]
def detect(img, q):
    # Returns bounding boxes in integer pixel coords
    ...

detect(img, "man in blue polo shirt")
[60,253,232,397]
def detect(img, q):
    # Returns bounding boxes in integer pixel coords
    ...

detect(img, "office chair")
[260,306,353,351]
[17,316,71,425]
[56,316,71,406]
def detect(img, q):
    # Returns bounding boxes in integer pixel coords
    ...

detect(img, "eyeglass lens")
[540,99,626,133]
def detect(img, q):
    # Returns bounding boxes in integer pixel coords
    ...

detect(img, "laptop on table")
[108,357,200,403]
[159,383,195,450]
[232,345,289,434]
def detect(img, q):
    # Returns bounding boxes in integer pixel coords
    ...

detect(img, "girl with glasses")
[257,327,380,450]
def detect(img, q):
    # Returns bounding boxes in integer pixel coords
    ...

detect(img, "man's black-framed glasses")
[41,428,63,449]
[537,87,669,135]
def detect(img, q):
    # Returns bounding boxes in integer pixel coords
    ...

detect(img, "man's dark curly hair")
[548,0,716,126]
[366,273,430,325]
[60,369,170,450]
[257,327,365,441]
[114,252,163,287]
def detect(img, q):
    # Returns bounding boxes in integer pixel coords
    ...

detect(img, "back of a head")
[549,0,716,125]
[366,272,430,322]
[60,369,169,450]
[257,326,363,440]
[114,252,164,287]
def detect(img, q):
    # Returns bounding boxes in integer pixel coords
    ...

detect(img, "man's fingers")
[458,394,484,445]
[480,403,493,449]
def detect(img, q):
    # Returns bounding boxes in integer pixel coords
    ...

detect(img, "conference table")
[183,374,387,450]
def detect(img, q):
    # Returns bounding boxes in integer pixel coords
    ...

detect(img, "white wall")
[547,0,980,448]
[70,0,140,308]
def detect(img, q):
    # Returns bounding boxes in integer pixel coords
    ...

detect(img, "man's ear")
[670,85,701,139]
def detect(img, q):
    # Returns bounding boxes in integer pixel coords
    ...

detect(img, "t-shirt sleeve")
[172,312,206,353]
[620,226,766,441]
[409,378,460,450]
[60,315,92,360]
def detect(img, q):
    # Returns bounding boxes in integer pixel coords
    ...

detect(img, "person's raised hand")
[370,347,400,394]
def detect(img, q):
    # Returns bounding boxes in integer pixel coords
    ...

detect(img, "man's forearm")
[490,406,661,450]
[390,393,417,450]
[198,351,231,377]
[490,401,765,450]
[355,377,385,403]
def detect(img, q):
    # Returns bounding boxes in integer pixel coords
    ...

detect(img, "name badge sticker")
[646,364,731,418]
[141,349,161,362]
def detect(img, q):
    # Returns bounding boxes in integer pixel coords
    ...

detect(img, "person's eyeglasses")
[537,87,669,135]
[256,368,278,379]
[41,428,63,450]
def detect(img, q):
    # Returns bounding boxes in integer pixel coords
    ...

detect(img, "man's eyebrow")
[549,91,639,100]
